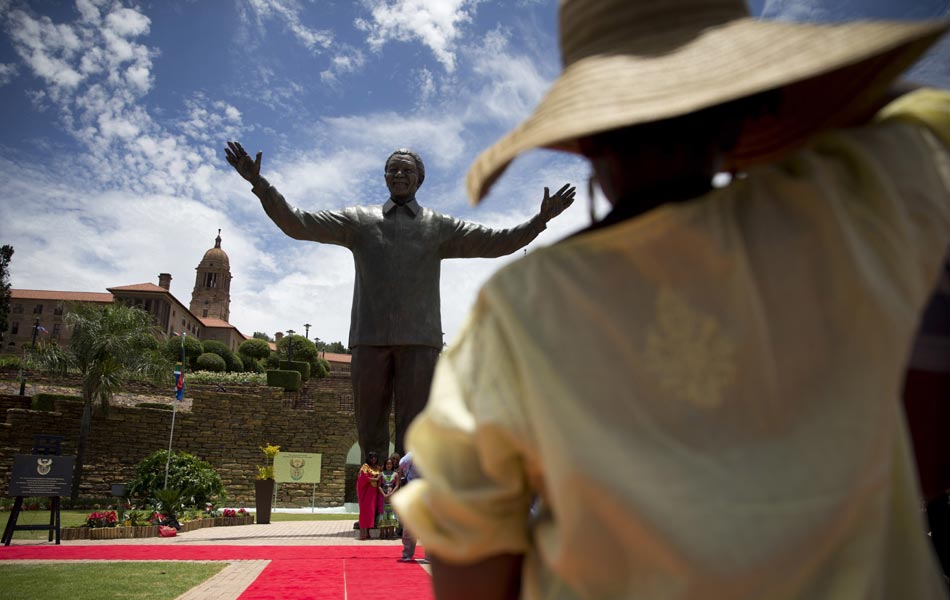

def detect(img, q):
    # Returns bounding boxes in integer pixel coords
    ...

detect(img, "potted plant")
[255,443,279,524]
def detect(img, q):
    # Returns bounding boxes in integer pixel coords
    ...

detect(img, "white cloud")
[320,46,367,85]
[241,0,333,52]
[465,26,551,125]
[104,7,150,37]
[416,67,435,103]
[0,63,18,86]
[356,0,478,72]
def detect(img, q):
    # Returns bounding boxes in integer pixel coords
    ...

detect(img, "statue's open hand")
[540,183,576,223]
[225,141,262,186]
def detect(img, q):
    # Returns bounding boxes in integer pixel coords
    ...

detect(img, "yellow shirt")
[394,90,950,599]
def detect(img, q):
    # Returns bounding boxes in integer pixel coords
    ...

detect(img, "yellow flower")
[260,443,280,459]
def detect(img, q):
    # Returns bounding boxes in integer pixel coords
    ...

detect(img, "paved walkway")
[4,518,432,599]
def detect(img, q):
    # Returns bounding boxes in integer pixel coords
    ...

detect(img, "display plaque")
[8,454,74,497]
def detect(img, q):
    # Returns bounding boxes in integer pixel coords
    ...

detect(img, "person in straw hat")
[393,0,950,598]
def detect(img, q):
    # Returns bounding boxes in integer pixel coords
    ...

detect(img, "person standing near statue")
[225,142,575,461]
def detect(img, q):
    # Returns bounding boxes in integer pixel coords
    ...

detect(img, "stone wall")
[0,373,367,508]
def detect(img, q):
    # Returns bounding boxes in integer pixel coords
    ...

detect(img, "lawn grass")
[0,562,226,600]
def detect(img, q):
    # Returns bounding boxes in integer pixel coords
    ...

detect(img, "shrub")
[238,338,271,360]
[230,353,244,372]
[165,334,204,368]
[182,370,266,385]
[31,392,80,411]
[266,369,301,391]
[196,352,226,372]
[279,360,311,382]
[239,353,263,373]
[0,355,22,369]
[315,357,331,379]
[126,450,225,510]
[202,340,240,372]
[265,352,280,369]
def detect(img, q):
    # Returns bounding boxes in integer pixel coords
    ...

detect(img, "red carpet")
[0,545,432,600]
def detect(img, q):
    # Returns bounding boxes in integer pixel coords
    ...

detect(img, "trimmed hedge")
[32,392,81,411]
[266,369,302,392]
[279,360,311,382]
[137,402,174,411]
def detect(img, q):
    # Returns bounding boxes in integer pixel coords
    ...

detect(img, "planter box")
[57,515,253,541]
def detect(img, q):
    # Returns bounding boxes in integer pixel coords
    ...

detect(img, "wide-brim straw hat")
[467,0,948,204]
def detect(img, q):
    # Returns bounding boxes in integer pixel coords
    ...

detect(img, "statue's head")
[385,149,425,203]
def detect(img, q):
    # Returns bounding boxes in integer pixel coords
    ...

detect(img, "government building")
[5,231,249,354]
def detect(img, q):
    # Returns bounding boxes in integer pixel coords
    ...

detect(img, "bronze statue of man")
[225,141,575,460]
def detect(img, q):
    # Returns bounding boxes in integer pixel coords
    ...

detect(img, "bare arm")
[431,553,524,600]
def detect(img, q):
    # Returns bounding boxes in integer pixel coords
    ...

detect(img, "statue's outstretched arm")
[224,141,262,187]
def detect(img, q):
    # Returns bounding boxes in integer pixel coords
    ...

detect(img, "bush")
[239,353,264,373]
[265,352,280,369]
[279,360,311,382]
[165,335,204,368]
[266,369,301,391]
[315,357,331,379]
[0,355,22,369]
[31,392,80,411]
[126,450,225,510]
[238,338,271,360]
[202,340,240,372]
[230,353,244,372]
[196,352,226,372]
[182,370,266,385]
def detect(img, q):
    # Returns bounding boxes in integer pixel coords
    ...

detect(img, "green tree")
[252,331,273,341]
[325,341,348,354]
[0,245,12,345]
[239,338,271,360]
[29,303,170,501]
[276,334,318,368]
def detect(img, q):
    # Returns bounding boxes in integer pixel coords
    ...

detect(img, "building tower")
[190,230,231,322]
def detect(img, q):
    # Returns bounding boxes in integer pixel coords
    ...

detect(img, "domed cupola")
[190,229,232,322]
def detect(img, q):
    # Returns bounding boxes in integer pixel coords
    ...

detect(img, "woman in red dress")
[356,451,381,540]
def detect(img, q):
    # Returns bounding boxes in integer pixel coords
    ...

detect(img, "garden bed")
[60,515,254,540]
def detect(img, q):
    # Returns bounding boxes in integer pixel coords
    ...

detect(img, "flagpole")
[164,332,186,489]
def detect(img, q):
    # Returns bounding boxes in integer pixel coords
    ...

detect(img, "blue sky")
[0,0,947,348]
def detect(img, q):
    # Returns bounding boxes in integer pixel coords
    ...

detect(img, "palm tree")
[30,302,171,501]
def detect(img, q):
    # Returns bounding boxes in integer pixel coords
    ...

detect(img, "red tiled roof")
[324,352,352,364]
[11,289,113,303]
[107,283,169,293]
[199,317,233,328]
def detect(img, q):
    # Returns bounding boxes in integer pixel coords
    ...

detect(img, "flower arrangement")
[222,508,237,518]
[257,443,280,480]
[85,510,118,528]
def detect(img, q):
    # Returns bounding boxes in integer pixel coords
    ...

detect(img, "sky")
[0,0,947,349]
